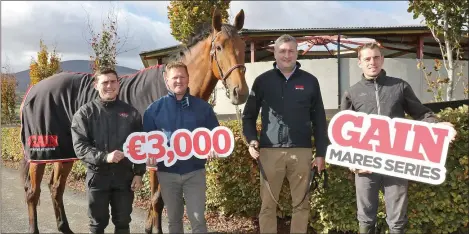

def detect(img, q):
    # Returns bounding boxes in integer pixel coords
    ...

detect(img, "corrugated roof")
[239,25,427,32]
[238,25,431,36]
[139,25,432,56]
[140,44,184,56]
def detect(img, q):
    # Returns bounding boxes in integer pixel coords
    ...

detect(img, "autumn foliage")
[88,20,118,72]
[167,0,231,44]
[1,72,17,124]
[87,8,123,73]
[29,39,61,86]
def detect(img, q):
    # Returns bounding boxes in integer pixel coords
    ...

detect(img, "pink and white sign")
[123,126,235,167]
[326,110,456,185]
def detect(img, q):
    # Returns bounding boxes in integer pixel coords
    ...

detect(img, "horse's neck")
[182,39,218,101]
[117,66,169,115]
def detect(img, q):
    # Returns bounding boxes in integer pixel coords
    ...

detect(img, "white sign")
[123,126,235,167]
[325,110,455,185]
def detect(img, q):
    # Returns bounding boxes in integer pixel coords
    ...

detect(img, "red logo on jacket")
[28,135,59,148]
[295,85,304,90]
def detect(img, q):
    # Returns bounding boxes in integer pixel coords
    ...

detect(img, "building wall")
[213,58,468,115]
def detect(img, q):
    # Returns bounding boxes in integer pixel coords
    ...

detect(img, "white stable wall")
[213,58,468,115]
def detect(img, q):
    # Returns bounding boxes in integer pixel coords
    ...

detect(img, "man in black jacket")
[242,34,328,234]
[71,68,146,234]
[341,42,456,234]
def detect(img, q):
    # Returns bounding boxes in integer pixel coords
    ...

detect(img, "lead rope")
[222,88,319,211]
[225,89,286,208]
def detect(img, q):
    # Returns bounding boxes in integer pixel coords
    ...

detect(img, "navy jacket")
[143,90,219,174]
[242,61,328,157]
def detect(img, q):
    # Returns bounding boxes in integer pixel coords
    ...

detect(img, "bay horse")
[19,8,247,234]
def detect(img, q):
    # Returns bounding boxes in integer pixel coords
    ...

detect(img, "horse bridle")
[210,31,246,98]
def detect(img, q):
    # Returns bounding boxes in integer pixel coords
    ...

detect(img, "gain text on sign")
[325,110,455,185]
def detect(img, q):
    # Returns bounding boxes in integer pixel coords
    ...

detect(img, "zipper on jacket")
[105,108,110,153]
[374,78,381,115]
[180,104,183,130]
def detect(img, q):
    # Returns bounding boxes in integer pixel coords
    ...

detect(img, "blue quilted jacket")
[143,90,219,174]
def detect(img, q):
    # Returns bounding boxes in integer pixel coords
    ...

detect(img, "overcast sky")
[1,1,424,73]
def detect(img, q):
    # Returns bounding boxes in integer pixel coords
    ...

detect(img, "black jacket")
[242,62,328,157]
[340,70,439,122]
[71,97,146,176]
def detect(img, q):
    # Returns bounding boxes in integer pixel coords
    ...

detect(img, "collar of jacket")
[95,96,118,107]
[272,61,302,71]
[167,87,191,108]
[361,69,387,85]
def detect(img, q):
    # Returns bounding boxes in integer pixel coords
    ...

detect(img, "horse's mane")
[167,22,239,63]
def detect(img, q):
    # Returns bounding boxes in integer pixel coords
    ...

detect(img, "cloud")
[122,1,171,22]
[1,1,177,72]
[1,1,424,73]
[228,1,423,29]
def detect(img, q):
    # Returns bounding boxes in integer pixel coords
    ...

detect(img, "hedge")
[2,105,468,233]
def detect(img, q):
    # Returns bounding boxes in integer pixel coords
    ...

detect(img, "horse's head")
[209,8,249,105]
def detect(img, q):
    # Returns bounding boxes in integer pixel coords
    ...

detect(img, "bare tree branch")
[82,2,138,71]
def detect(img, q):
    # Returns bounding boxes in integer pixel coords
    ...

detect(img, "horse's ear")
[234,9,244,31]
[212,7,222,32]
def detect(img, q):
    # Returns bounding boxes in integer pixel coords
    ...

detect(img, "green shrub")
[1,127,23,162]
[205,120,297,218]
[2,105,467,233]
[135,172,152,201]
[404,105,469,233]
[205,105,469,233]
[69,161,87,180]
[205,120,261,217]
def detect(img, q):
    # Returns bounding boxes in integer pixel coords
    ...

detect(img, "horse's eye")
[216,45,222,51]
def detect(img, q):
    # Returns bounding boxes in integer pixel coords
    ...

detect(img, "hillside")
[14,60,139,92]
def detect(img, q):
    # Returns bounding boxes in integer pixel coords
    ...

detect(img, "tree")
[408,0,469,101]
[167,0,231,44]
[1,63,18,124]
[85,5,135,73]
[29,39,62,86]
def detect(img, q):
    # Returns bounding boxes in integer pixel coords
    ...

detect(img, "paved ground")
[1,166,193,233]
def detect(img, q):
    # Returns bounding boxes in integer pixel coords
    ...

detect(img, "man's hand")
[349,168,372,174]
[248,140,260,160]
[107,150,124,163]
[312,157,325,172]
[437,121,457,142]
[131,175,143,191]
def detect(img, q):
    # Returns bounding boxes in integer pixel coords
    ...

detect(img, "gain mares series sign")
[325,110,456,185]
[123,126,235,167]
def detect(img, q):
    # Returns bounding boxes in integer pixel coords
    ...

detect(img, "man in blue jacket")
[143,61,219,233]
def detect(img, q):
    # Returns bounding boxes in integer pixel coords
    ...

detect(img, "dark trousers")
[355,173,408,234]
[86,172,134,234]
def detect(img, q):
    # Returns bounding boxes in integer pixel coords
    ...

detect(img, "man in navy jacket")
[242,34,328,234]
[143,61,219,233]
